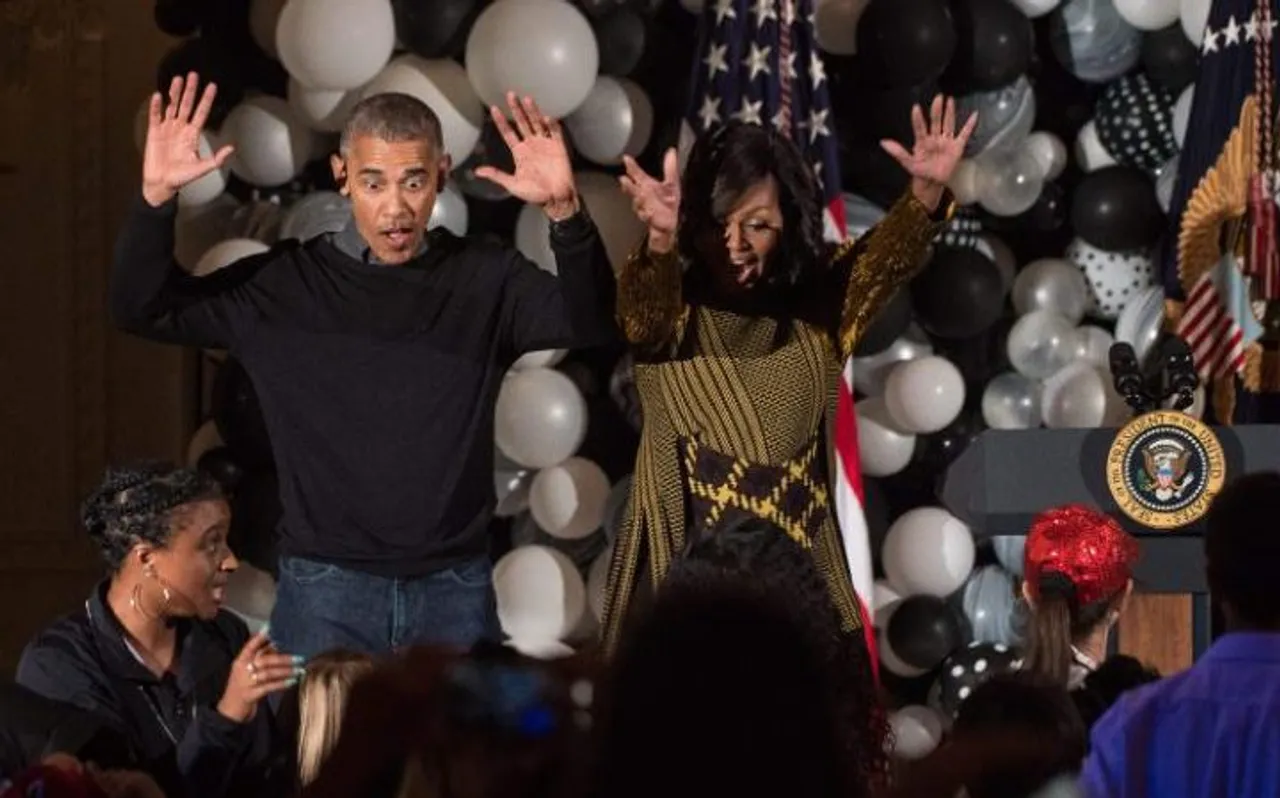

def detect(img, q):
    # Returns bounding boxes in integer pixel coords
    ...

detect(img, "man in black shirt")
[113,73,618,659]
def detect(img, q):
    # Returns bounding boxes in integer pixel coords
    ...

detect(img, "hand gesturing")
[880,95,977,189]
[619,148,680,237]
[142,72,233,207]
[475,93,576,217]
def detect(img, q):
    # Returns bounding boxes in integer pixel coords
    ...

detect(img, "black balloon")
[1017,180,1069,232]
[887,595,972,670]
[853,288,913,357]
[840,81,941,148]
[855,0,956,88]
[594,9,647,76]
[945,0,1034,91]
[934,641,1022,717]
[154,0,204,36]
[393,0,482,58]
[197,446,245,492]
[1070,166,1165,251]
[840,143,912,209]
[210,359,275,470]
[914,403,986,474]
[156,38,246,128]
[911,247,1005,339]
[1141,23,1200,94]
[933,319,1014,391]
[228,470,282,576]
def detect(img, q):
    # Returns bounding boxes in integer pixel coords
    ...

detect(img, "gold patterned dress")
[600,190,953,650]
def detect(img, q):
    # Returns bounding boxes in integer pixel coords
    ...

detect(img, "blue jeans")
[268,555,499,660]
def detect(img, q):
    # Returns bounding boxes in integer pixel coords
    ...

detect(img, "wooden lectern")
[942,425,1280,674]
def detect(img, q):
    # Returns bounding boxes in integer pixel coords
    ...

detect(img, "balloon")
[197,446,245,491]
[854,324,934,396]
[222,96,314,187]
[856,398,918,477]
[1094,73,1178,174]
[593,8,647,76]
[1114,284,1166,365]
[945,0,1035,91]
[1172,85,1194,146]
[1141,22,1200,93]
[882,506,976,597]
[1012,258,1090,323]
[495,469,534,517]
[977,233,1016,289]
[958,566,1021,646]
[1006,310,1076,379]
[1113,0,1180,29]
[1011,0,1061,15]
[886,595,972,670]
[280,191,350,242]
[1019,180,1071,233]
[1040,361,1128,427]
[884,356,967,433]
[156,38,246,129]
[277,0,396,90]
[362,56,486,165]
[934,641,1022,717]
[529,457,611,539]
[1074,119,1120,172]
[976,147,1045,217]
[852,288,912,356]
[854,0,957,87]
[465,0,600,119]
[287,79,361,133]
[913,405,986,474]
[991,535,1025,576]
[1178,0,1211,45]
[981,371,1043,429]
[428,183,469,236]
[495,368,588,469]
[1065,236,1156,321]
[1155,154,1180,212]
[392,0,481,58]
[1072,324,1115,368]
[1070,165,1165,251]
[889,705,946,759]
[1048,0,1143,83]
[1023,131,1069,181]
[565,77,654,165]
[956,76,1037,156]
[911,248,1005,339]
[948,159,984,205]
[250,0,287,58]
[192,238,270,278]
[494,545,586,642]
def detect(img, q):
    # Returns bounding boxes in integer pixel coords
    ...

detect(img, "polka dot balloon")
[933,640,1023,718]
[1065,237,1155,321]
[1094,73,1178,175]
[933,206,985,251]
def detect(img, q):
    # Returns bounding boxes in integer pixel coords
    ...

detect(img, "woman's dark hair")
[1021,571,1117,686]
[951,673,1087,798]
[677,122,826,293]
[81,461,224,570]
[1205,471,1280,630]
[594,516,887,798]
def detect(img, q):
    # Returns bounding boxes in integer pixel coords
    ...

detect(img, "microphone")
[1164,336,1199,411]
[1109,342,1148,414]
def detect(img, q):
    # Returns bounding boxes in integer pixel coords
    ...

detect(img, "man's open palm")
[142,72,233,205]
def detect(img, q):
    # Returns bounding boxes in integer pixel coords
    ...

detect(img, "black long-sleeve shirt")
[110,196,617,575]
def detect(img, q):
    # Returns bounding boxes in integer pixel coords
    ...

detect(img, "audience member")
[296,650,374,787]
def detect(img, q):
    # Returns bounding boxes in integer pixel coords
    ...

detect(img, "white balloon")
[1172,85,1194,147]
[175,195,241,270]
[1179,0,1212,44]
[1010,0,1061,16]
[1072,324,1115,369]
[1007,310,1077,379]
[192,238,269,277]
[180,132,230,207]
[565,77,654,165]
[1040,361,1128,428]
[872,579,902,628]
[288,78,361,133]
[576,171,647,270]
[883,356,966,434]
[852,324,933,397]
[514,203,557,273]
[494,545,586,642]
[976,147,1044,217]
[981,371,1043,430]
[513,349,568,370]
[277,0,396,90]
[529,457,611,539]
[363,56,486,164]
[223,563,277,627]
[1022,131,1068,181]
[495,367,588,468]
[428,182,469,236]
[280,191,351,242]
[1156,154,1179,213]
[856,397,917,477]
[1114,0,1180,29]
[890,705,946,759]
[814,0,871,55]
[1114,285,1166,365]
[222,96,314,187]
[948,159,983,206]
[1074,120,1119,172]
[186,419,224,466]
[882,506,976,598]
[465,0,600,119]
[1012,258,1090,323]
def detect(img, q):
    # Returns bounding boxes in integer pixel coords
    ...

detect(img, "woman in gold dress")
[600,95,977,651]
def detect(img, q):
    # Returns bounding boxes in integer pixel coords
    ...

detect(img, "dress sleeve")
[614,239,688,357]
[828,189,955,361]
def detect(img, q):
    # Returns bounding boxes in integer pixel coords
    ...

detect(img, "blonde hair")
[297,649,375,786]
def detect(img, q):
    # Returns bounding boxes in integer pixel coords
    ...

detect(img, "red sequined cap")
[1024,504,1140,607]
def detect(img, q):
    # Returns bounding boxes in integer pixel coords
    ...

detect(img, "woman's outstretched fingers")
[930,94,944,133]
[943,97,956,137]
[911,103,928,143]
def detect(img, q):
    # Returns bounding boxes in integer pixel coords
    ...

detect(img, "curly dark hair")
[677,122,828,295]
[1205,471,1280,629]
[81,461,224,571]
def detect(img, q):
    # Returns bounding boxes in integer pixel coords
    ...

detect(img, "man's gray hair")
[339,92,444,157]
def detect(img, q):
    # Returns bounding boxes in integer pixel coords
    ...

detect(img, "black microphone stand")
[1108,340,1200,419]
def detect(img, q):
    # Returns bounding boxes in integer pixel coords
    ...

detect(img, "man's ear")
[331,154,348,195]
[437,154,452,192]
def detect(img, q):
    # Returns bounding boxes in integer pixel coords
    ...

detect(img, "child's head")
[297,649,375,786]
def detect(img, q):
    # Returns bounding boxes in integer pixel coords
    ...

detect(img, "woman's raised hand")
[217,627,303,723]
[619,148,680,254]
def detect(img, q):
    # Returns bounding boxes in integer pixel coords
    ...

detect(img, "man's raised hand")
[141,72,234,207]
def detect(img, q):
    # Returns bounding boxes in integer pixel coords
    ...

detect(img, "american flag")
[686,0,877,668]
[1163,0,1280,399]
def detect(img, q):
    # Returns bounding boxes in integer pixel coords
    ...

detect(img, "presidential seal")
[1106,411,1226,530]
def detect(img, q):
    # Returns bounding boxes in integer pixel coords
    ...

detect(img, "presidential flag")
[685,0,878,668]
[1162,0,1280,420]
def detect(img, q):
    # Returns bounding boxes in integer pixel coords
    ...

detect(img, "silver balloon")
[1114,285,1165,366]
[853,324,934,397]
[1011,258,1090,323]
[981,371,1043,430]
[957,76,1037,156]
[991,535,1025,577]
[1072,325,1115,368]
[495,469,534,517]
[428,182,469,236]
[976,147,1045,217]
[1007,310,1077,379]
[1048,0,1142,83]
[1155,154,1179,213]
[1040,362,1125,428]
[961,565,1022,646]
[280,191,351,242]
[844,192,887,240]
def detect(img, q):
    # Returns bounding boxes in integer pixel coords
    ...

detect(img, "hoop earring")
[129,582,161,621]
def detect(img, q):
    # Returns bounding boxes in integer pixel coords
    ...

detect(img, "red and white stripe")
[1177,271,1249,379]
[834,356,880,678]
